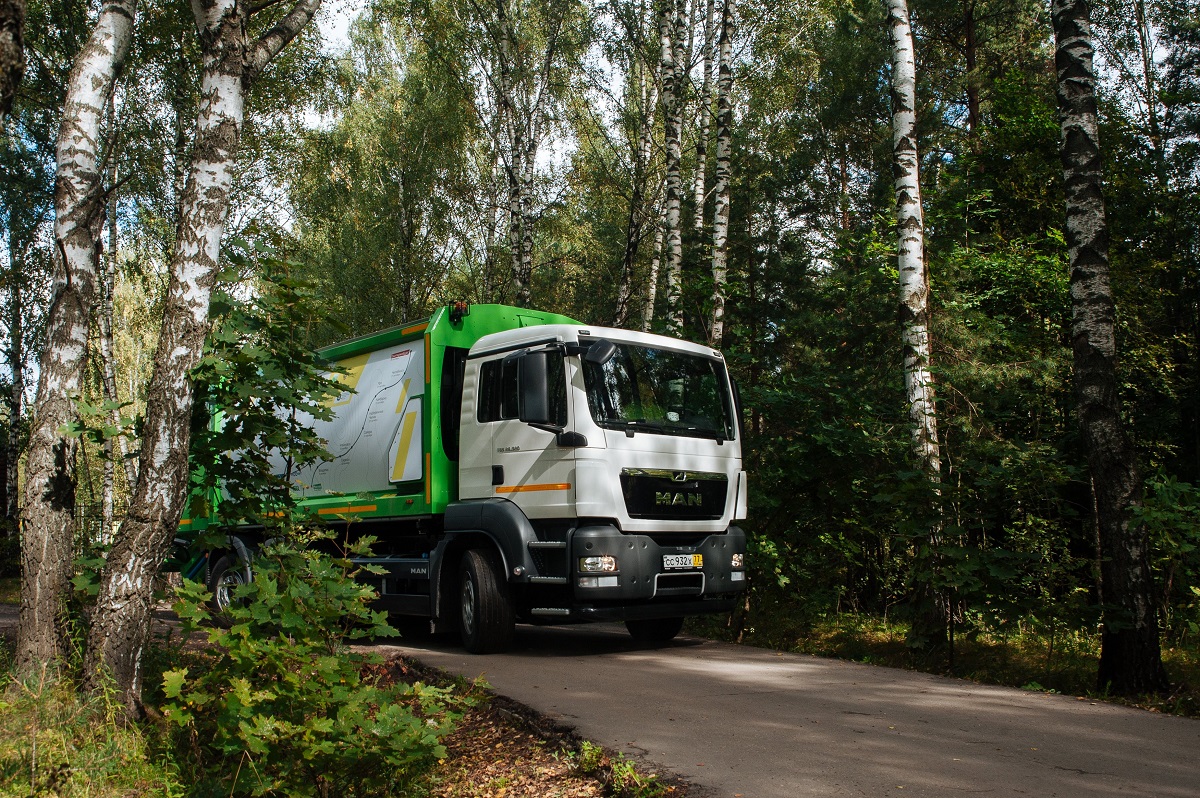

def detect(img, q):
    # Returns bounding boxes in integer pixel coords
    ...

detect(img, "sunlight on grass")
[0,668,183,796]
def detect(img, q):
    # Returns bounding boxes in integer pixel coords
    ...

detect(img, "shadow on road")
[372,620,706,659]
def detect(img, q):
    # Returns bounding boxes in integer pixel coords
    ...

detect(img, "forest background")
[1,0,1198,708]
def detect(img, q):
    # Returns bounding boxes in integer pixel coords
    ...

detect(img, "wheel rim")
[461,574,476,637]
[215,569,245,611]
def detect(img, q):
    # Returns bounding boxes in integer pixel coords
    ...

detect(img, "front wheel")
[459,548,515,653]
[625,616,684,644]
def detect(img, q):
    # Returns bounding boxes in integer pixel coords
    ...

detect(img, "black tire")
[207,553,251,626]
[625,616,684,644]
[458,548,516,653]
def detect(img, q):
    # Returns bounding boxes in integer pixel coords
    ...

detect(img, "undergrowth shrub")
[162,532,467,797]
[0,665,183,797]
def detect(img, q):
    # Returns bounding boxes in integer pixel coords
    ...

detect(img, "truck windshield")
[581,343,736,441]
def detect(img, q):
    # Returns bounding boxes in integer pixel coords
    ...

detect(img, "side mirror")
[518,351,554,426]
[584,339,617,365]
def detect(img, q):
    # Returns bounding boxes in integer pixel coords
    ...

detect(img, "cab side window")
[477,353,567,425]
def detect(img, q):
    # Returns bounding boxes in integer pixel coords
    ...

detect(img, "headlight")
[579,555,617,573]
[731,553,744,568]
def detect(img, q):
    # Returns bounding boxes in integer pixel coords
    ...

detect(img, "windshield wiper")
[597,418,667,436]
[600,418,727,441]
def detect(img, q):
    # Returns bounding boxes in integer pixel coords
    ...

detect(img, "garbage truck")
[180,302,748,652]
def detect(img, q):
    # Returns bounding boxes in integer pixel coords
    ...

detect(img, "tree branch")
[244,0,321,85]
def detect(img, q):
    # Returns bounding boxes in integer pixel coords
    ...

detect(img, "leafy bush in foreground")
[162,533,465,797]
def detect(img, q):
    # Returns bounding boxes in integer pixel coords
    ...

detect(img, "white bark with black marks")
[659,0,686,336]
[708,0,732,347]
[642,194,665,333]
[691,0,714,235]
[17,0,136,677]
[887,0,941,480]
[83,0,321,710]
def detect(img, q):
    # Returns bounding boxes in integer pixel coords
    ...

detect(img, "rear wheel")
[207,553,251,626]
[459,548,516,653]
[625,616,684,644]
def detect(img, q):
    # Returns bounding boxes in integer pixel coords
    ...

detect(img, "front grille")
[620,468,728,520]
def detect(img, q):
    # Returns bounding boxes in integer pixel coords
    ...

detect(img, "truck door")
[462,349,576,518]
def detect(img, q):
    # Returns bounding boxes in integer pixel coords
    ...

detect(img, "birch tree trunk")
[100,101,118,540]
[0,0,23,123]
[691,0,714,235]
[887,0,941,480]
[888,0,945,649]
[494,1,530,306]
[708,0,733,347]
[5,241,23,525]
[659,0,686,336]
[16,0,136,677]
[483,0,571,308]
[614,22,660,329]
[641,192,666,333]
[82,0,321,710]
[1051,0,1168,696]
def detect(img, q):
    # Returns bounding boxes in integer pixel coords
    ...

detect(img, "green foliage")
[572,740,668,798]
[288,5,498,342]
[187,248,346,526]
[0,537,18,579]
[60,398,141,452]
[162,532,466,797]
[0,665,185,797]
[1138,475,1200,643]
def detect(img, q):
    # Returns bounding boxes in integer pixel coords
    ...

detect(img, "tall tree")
[289,12,483,341]
[658,0,687,335]
[1051,0,1168,695]
[16,0,136,676]
[691,0,714,235]
[606,0,664,328]
[406,0,588,308]
[83,0,321,709]
[888,0,945,648]
[887,0,941,480]
[708,0,732,346]
[0,0,22,122]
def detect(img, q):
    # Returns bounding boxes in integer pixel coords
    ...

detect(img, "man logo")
[656,491,703,507]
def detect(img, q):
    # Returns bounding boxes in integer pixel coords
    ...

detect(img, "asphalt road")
[379,623,1200,798]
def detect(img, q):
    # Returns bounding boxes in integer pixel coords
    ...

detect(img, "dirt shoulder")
[394,656,689,797]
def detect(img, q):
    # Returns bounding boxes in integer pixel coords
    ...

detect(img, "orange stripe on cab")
[495,483,572,494]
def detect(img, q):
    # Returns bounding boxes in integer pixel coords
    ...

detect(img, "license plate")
[663,554,703,570]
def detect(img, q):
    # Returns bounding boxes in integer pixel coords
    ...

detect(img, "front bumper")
[569,524,747,601]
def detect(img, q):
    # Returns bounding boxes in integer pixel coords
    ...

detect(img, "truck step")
[530,607,572,617]
[528,576,569,585]
[527,541,567,550]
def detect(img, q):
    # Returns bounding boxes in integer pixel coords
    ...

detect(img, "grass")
[691,600,1200,718]
[0,667,184,797]
[0,578,18,605]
